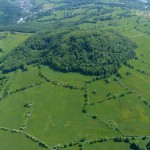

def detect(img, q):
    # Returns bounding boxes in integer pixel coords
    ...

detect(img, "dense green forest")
[1,30,137,76]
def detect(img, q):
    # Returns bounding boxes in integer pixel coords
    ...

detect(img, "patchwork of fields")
[0,0,150,150]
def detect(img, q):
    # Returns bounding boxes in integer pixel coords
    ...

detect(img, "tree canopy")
[1,29,137,76]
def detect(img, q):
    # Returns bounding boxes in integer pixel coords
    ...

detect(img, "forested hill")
[1,29,137,77]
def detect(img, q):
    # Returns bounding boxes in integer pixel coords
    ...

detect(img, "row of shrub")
[51,135,150,150]
[9,81,44,95]
[82,84,90,113]
[136,69,150,76]
[85,71,123,85]
[91,90,133,105]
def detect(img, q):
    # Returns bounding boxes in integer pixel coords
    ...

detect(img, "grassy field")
[40,66,93,88]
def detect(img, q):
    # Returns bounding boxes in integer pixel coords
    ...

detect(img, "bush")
[0,48,4,52]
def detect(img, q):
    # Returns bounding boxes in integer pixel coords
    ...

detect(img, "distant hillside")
[0,0,22,24]
[0,0,43,25]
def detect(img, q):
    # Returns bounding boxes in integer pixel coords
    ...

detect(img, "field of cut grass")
[89,93,150,135]
[25,83,120,145]
[82,141,130,150]
[0,68,121,149]
[1,54,150,149]
[0,131,43,150]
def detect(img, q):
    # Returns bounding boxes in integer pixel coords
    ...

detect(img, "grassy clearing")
[132,35,150,63]
[0,32,32,57]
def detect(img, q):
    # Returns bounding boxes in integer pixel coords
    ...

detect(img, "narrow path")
[129,34,145,38]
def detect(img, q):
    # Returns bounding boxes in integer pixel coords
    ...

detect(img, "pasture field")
[87,78,127,102]
[118,65,150,101]
[82,141,130,150]
[0,131,43,150]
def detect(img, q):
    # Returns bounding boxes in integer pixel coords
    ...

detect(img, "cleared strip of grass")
[0,32,32,57]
